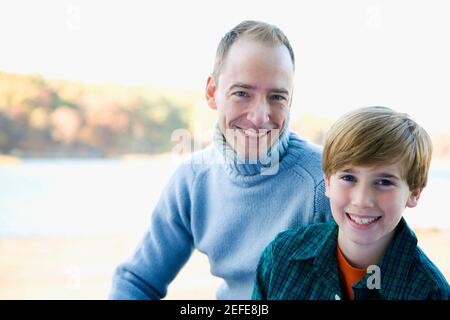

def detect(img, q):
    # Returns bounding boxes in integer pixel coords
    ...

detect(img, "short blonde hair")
[322,106,433,190]
[212,20,295,81]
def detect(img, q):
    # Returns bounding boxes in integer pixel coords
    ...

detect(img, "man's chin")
[224,131,276,162]
[235,144,270,163]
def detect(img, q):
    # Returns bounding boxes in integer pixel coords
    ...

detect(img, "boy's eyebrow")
[341,169,400,180]
[228,83,290,95]
[376,173,401,180]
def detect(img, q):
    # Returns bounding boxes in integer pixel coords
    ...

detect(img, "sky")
[1,0,449,132]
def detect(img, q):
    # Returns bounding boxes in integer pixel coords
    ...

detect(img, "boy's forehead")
[337,162,405,177]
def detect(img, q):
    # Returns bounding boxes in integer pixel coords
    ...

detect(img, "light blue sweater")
[109,124,332,299]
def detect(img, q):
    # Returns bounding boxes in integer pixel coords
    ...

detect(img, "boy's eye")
[340,175,356,182]
[376,179,394,186]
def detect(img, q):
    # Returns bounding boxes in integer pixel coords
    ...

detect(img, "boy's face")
[324,163,422,248]
[206,38,294,160]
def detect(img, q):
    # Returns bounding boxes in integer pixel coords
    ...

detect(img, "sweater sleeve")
[109,163,195,300]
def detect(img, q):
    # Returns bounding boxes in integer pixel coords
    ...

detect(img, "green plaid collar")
[288,218,423,299]
[353,218,431,300]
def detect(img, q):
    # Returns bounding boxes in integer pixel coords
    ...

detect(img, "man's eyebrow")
[228,83,255,91]
[228,83,290,95]
[270,88,290,95]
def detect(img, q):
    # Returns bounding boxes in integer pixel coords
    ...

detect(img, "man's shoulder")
[288,131,323,158]
[175,145,217,174]
[164,146,218,189]
[287,132,324,184]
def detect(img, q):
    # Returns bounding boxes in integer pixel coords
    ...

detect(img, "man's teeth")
[241,129,268,138]
[348,214,380,225]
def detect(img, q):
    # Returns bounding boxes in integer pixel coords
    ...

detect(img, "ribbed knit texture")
[212,119,291,178]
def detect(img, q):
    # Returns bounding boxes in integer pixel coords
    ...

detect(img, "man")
[110,20,331,300]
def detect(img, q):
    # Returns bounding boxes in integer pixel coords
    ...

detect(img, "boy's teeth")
[348,214,379,225]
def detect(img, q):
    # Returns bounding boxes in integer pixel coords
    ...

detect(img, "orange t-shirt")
[336,245,367,300]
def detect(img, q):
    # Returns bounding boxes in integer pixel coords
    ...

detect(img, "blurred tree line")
[2,71,449,160]
[0,71,199,157]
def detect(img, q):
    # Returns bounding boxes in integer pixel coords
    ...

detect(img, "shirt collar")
[288,218,423,300]
[353,217,423,299]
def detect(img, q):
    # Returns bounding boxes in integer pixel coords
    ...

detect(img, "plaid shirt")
[252,218,450,300]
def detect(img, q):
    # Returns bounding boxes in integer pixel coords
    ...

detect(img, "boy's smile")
[325,163,422,267]
[345,212,382,229]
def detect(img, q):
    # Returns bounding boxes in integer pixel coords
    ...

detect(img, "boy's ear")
[324,174,331,198]
[205,75,218,110]
[406,188,423,208]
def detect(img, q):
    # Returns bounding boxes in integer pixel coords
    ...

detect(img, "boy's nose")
[351,184,375,209]
[246,99,270,127]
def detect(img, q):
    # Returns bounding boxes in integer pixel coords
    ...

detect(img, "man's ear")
[205,75,218,110]
[324,174,331,198]
[406,188,423,208]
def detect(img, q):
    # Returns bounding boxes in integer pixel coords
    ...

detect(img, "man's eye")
[233,91,248,97]
[340,175,356,182]
[270,95,286,101]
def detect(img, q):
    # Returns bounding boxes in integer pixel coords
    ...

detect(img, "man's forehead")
[221,68,293,92]
[223,38,294,70]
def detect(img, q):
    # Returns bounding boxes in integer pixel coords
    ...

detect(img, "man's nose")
[351,184,375,209]
[246,98,270,127]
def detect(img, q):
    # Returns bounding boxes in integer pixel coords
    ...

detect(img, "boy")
[252,106,450,300]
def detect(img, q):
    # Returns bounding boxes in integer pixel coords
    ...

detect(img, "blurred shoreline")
[0,152,178,164]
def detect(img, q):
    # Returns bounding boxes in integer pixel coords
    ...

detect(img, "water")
[0,158,180,238]
[1,159,450,238]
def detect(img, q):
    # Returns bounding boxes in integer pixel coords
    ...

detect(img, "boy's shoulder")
[382,219,450,299]
[409,246,450,299]
[270,221,337,261]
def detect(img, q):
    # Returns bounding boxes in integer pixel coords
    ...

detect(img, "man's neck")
[212,120,291,177]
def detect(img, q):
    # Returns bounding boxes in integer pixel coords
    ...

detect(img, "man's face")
[206,38,294,160]
[324,163,422,250]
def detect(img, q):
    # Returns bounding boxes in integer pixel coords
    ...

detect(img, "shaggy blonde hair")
[212,20,295,81]
[322,106,433,190]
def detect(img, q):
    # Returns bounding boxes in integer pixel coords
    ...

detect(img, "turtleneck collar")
[212,117,291,177]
